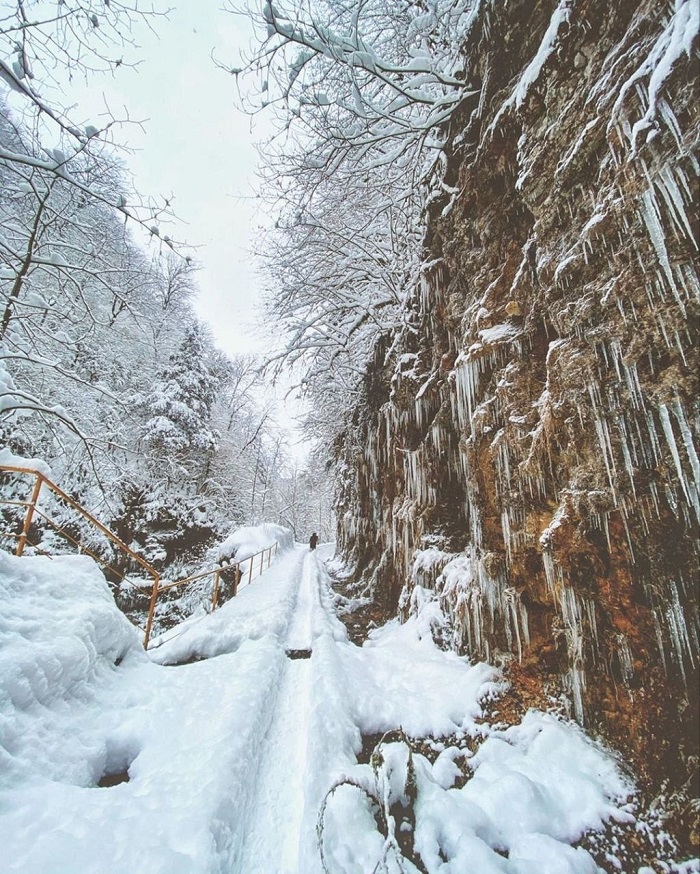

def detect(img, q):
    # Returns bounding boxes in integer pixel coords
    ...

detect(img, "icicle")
[674,331,688,365]
[619,506,636,562]
[615,634,635,685]
[520,598,530,648]
[659,402,699,522]
[658,98,683,152]
[601,512,612,552]
[679,261,700,304]
[501,509,512,566]
[617,415,638,497]
[593,414,618,502]
[664,581,695,684]
[639,188,685,314]
[504,587,528,662]
[672,397,700,498]
[656,164,697,247]
[541,550,563,596]
[564,667,587,725]
[649,481,661,517]
[584,598,599,662]
[645,405,664,466]
[652,607,669,675]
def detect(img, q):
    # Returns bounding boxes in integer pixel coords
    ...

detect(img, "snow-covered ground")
[1,542,691,873]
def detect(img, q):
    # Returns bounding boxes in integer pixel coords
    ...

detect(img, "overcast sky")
[66,3,270,358]
[54,2,312,457]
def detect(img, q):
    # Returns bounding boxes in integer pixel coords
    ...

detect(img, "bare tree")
[225,1,481,438]
[0,1,180,240]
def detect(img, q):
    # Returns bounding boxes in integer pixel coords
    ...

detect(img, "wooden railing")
[0,464,279,649]
[150,541,279,647]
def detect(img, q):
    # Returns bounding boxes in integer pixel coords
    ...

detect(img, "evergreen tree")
[143,323,220,458]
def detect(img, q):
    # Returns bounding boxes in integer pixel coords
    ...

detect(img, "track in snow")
[235,550,317,874]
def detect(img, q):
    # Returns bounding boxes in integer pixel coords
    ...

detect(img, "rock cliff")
[334,0,699,836]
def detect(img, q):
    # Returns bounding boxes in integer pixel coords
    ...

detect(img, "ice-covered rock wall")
[335,0,698,803]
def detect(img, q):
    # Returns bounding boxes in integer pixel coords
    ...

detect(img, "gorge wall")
[334,0,699,822]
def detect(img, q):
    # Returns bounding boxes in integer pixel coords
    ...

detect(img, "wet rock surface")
[334,0,699,847]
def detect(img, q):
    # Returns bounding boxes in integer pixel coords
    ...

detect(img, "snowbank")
[0,445,52,477]
[408,710,634,872]
[0,552,142,788]
[216,522,293,562]
[0,552,141,706]
[344,603,503,738]
[0,550,299,873]
[305,558,638,874]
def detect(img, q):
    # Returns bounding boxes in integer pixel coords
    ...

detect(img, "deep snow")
[0,540,687,873]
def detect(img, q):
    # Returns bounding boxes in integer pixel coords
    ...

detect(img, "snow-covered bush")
[0,552,142,718]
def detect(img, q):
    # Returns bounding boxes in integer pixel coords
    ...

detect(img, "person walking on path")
[309,532,318,550]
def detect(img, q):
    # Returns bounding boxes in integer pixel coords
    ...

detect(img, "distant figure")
[309,532,318,550]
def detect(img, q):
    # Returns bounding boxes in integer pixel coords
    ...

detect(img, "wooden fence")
[150,542,279,648]
[0,464,278,648]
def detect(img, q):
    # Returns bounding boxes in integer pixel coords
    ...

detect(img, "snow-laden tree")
[206,355,269,517]
[275,444,335,541]
[143,323,220,461]
[231,0,479,178]
[1,100,172,479]
[0,0,174,237]
[0,0,186,461]
[229,0,480,438]
[0,96,211,569]
[262,162,421,397]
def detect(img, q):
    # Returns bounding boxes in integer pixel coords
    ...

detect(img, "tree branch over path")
[225,1,482,437]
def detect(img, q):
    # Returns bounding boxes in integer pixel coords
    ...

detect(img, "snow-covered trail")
[285,549,315,651]
[1,539,652,874]
[233,551,317,873]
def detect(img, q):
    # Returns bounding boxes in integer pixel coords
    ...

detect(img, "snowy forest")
[0,4,335,576]
[1,1,699,873]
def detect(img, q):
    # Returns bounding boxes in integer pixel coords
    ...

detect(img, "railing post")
[16,473,43,557]
[233,564,241,597]
[211,569,221,611]
[248,557,254,585]
[143,574,160,649]
[260,550,264,576]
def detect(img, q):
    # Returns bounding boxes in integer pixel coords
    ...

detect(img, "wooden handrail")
[158,565,231,592]
[145,544,278,650]
[1,464,281,650]
[138,541,279,648]
[1,463,161,646]
[1,465,156,574]
[158,541,279,595]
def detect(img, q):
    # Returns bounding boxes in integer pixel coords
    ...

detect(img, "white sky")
[66,3,271,358]
[3,2,310,460]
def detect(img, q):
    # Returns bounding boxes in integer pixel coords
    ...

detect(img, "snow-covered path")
[234,552,316,873]
[285,550,315,651]
[0,537,653,874]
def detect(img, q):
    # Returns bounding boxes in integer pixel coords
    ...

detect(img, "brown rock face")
[335,0,699,808]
